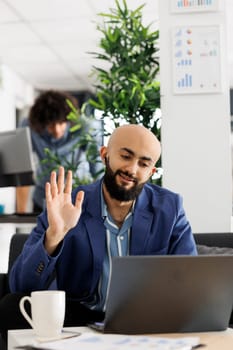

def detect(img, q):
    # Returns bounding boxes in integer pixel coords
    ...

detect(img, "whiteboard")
[172,25,222,94]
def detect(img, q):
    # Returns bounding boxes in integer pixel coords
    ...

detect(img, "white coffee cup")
[19,290,65,338]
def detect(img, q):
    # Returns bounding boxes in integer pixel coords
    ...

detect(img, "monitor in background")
[230,89,233,116]
[0,127,35,187]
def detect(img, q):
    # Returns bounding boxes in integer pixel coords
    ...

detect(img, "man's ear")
[151,167,157,176]
[100,146,107,164]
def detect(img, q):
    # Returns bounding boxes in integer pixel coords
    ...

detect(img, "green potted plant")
[87,0,162,181]
[40,0,161,186]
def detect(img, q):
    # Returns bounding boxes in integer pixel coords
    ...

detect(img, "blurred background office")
[0,0,232,274]
[0,0,232,227]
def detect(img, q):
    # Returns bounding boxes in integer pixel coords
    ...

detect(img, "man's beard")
[103,158,145,201]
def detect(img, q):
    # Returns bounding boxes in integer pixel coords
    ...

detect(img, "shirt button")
[120,236,124,240]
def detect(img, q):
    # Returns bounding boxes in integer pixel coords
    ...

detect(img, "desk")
[0,214,37,224]
[8,327,233,350]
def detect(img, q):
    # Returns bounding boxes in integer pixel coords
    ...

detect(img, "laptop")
[90,255,233,334]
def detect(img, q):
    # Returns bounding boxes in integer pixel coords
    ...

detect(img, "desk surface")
[8,327,233,350]
[0,214,37,224]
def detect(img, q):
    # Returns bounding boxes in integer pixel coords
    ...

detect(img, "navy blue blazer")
[9,179,197,299]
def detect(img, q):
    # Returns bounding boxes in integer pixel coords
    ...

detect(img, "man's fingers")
[45,182,52,202]
[50,170,58,197]
[75,191,85,209]
[64,170,73,194]
[57,166,65,193]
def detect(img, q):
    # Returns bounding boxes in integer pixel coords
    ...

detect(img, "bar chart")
[171,0,219,12]
[177,74,192,88]
[172,25,221,94]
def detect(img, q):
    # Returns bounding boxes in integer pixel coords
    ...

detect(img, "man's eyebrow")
[120,147,153,163]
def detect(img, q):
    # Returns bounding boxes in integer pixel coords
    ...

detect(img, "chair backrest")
[8,233,29,272]
[194,233,233,248]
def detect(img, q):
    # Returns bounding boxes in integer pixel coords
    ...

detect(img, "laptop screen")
[103,255,233,334]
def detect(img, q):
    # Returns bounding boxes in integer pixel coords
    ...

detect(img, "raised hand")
[44,166,84,255]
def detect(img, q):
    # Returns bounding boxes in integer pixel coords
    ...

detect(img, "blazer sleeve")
[9,212,63,293]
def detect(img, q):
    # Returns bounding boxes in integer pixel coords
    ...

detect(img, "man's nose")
[51,125,63,139]
[125,160,138,175]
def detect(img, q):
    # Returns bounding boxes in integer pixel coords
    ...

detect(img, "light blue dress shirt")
[84,187,134,311]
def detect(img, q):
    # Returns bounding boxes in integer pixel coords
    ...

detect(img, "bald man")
[1,125,197,338]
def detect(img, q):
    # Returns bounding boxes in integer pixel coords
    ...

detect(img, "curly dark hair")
[29,90,78,133]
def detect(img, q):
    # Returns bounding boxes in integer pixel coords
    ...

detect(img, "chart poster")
[171,0,220,13]
[172,25,222,94]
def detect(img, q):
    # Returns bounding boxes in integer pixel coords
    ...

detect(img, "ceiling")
[0,0,232,93]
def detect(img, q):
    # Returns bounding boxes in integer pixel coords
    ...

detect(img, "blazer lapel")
[130,187,154,254]
[85,216,106,271]
[83,180,106,276]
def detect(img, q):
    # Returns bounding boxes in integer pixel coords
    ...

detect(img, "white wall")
[0,64,34,213]
[159,1,232,233]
